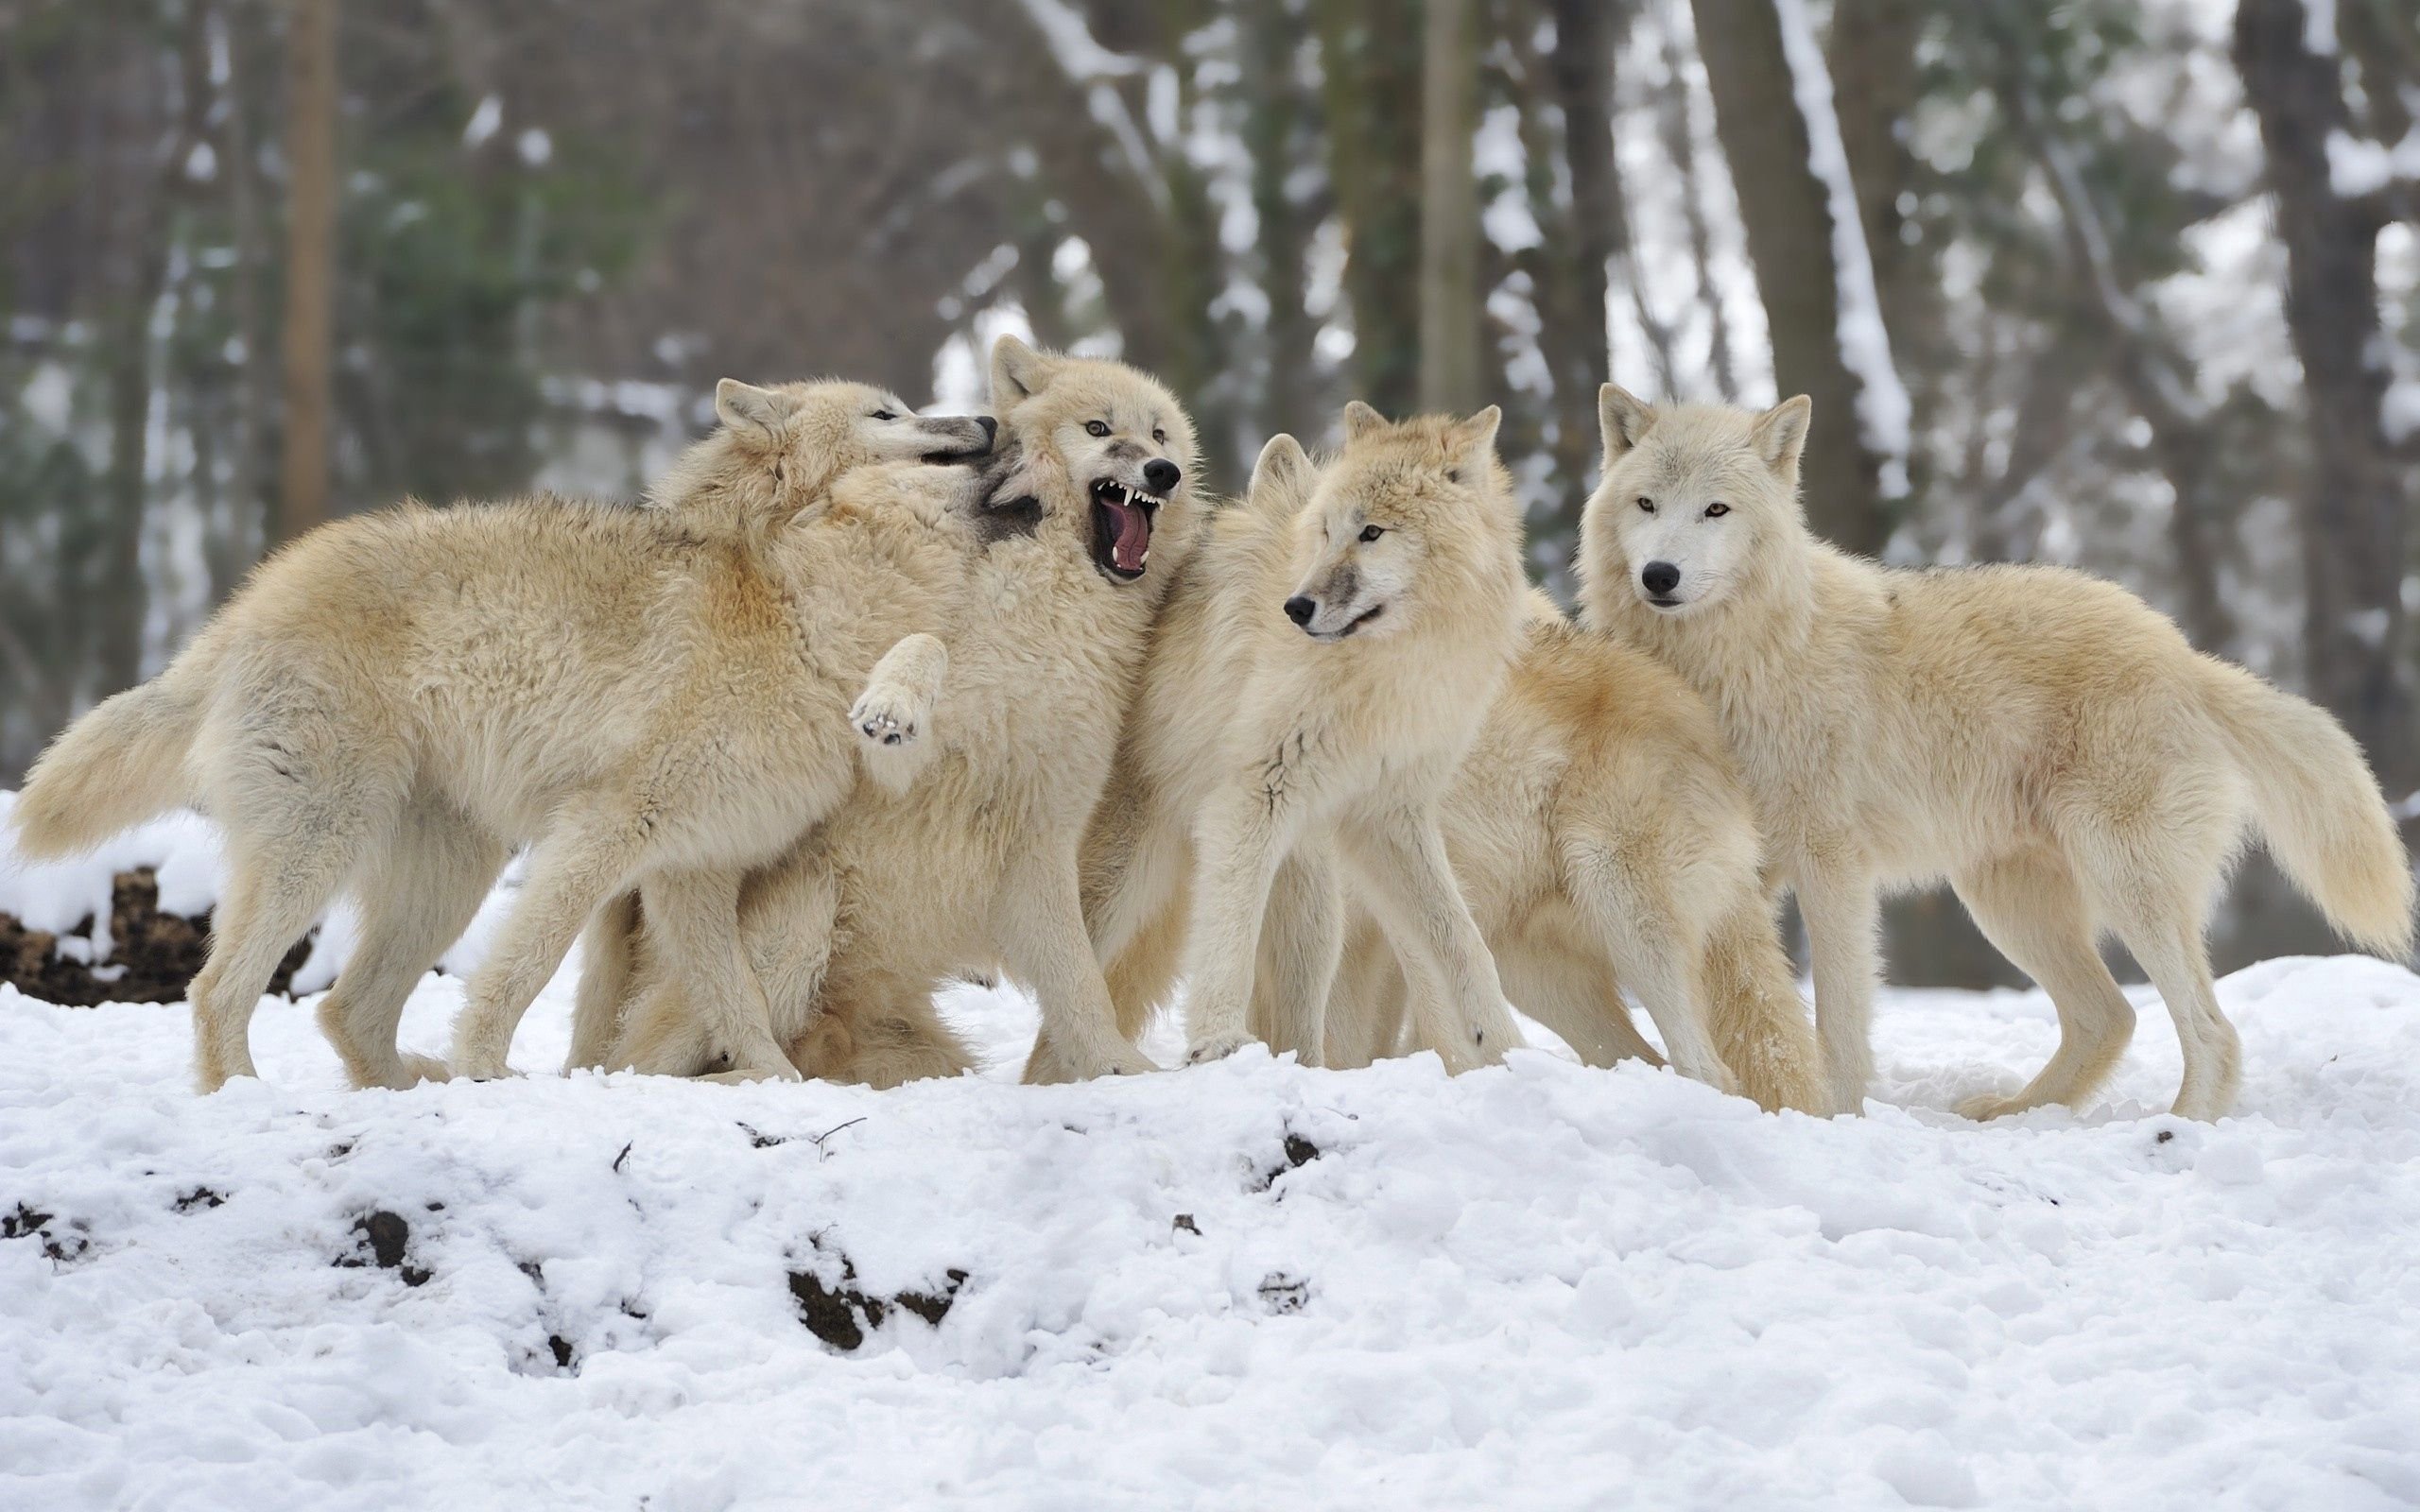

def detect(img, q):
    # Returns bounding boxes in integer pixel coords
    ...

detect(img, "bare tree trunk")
[215,0,271,596]
[2235,0,2412,793]
[1825,0,1919,341]
[1689,0,1904,557]
[1542,0,1621,516]
[1418,0,1481,413]
[278,0,338,543]
[1319,0,1425,418]
[1244,0,1321,439]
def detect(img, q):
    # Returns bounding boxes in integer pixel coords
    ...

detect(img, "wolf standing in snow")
[9,382,995,1091]
[1580,387,2413,1121]
[1077,404,1530,1073]
[1316,591,1832,1113]
[579,337,1204,1086]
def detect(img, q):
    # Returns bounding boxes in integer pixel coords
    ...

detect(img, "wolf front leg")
[1175,782,1303,1064]
[1253,849,1344,1062]
[851,632,948,795]
[1793,857,1882,1114]
[1338,804,1526,1073]
[994,840,1160,1080]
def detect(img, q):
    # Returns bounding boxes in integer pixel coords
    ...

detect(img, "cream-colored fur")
[578,337,1205,1086]
[1077,404,1530,1074]
[10,381,995,1092]
[1579,387,2415,1121]
[1318,593,1833,1112]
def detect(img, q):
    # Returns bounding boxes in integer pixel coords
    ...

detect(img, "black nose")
[1641,561,1680,595]
[1284,595,1316,626]
[1143,458,1181,494]
[977,416,997,444]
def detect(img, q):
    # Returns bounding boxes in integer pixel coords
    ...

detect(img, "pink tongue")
[1110,501,1150,571]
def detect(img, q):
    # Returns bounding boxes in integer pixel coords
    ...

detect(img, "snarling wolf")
[1073,404,1531,1074]
[10,381,994,1091]
[574,338,1205,1086]
[1581,387,2413,1120]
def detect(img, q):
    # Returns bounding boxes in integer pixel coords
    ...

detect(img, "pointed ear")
[1340,400,1387,442]
[989,335,1060,409]
[716,379,795,447]
[1599,385,1656,461]
[1750,395,1812,474]
[1251,433,1313,497]
[1446,404,1502,460]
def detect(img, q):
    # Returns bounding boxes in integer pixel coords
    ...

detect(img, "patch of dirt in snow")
[0,868,314,1007]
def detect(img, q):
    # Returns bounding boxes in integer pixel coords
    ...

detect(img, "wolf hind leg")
[1951,850,2136,1120]
[319,800,504,1088]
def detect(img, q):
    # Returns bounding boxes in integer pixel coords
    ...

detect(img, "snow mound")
[5,954,2419,1508]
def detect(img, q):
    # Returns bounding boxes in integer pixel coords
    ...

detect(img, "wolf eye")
[1359,524,1384,542]
[1085,420,1111,438]
[1636,496,1655,514]
[1152,427,1167,444]
[871,410,898,421]
[1445,468,1462,484]
[1704,502,1729,518]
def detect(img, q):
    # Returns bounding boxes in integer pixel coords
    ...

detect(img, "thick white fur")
[1076,404,1531,1074]
[1317,592,1833,1112]
[578,338,1206,1086]
[11,382,994,1092]
[1579,387,2415,1121]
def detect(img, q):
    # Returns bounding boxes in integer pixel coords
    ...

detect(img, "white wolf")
[1317,592,1834,1113]
[576,338,1205,1086]
[1580,387,2413,1120]
[10,381,994,1091]
[1075,404,1530,1073]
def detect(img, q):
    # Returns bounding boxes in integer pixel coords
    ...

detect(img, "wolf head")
[649,379,995,523]
[982,335,1201,586]
[1578,386,1811,623]
[1266,401,1513,644]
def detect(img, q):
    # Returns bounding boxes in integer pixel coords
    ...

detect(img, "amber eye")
[1359,524,1384,542]
[1084,420,1111,438]
[1705,502,1730,518]
[1636,496,1655,514]
[1152,427,1167,444]
[871,409,898,421]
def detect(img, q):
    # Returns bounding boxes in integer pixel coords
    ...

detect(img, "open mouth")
[1308,603,1386,642]
[1089,478,1165,581]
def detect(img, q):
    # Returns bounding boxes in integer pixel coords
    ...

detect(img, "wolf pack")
[13,337,2412,1125]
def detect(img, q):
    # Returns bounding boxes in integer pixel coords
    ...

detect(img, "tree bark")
[2234,0,2412,792]
[1318,0,1425,418]
[1690,0,1898,556]
[1417,0,1482,414]
[1541,0,1621,517]
[1824,0,1920,343]
[1244,0,1321,440]
[278,0,338,543]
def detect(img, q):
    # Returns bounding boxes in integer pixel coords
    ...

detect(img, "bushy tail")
[1701,899,1836,1115]
[2204,662,2415,959]
[10,637,217,860]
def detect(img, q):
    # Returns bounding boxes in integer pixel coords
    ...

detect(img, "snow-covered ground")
[4,818,2419,1509]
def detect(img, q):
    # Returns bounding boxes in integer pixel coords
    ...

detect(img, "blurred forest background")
[2,0,2416,981]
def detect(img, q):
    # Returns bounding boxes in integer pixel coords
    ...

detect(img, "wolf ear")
[1340,400,1387,442]
[1251,433,1314,498]
[1750,395,1813,474]
[1446,404,1502,461]
[1599,385,1656,460]
[990,335,1061,409]
[716,379,796,448]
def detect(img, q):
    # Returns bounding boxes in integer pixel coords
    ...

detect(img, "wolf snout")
[1641,561,1681,596]
[1144,458,1181,493]
[977,416,998,446]
[1284,595,1317,627]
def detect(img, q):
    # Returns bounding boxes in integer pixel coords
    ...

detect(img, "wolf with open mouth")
[572,336,1207,1086]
